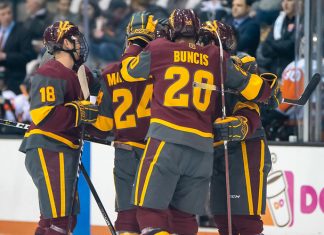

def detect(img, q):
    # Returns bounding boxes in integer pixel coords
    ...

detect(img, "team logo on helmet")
[201,21,218,36]
[185,20,193,26]
[56,21,74,42]
[168,9,200,41]
[43,21,89,68]
[198,20,237,52]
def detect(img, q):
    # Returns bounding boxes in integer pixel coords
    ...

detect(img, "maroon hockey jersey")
[20,60,93,152]
[91,45,150,149]
[121,39,223,153]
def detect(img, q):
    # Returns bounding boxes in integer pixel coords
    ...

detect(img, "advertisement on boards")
[263,145,324,235]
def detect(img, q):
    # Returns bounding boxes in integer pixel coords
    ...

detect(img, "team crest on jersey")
[189,43,196,49]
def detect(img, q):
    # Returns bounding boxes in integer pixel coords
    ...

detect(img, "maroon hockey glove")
[231,54,258,74]
[260,73,282,109]
[214,116,249,141]
[65,100,98,127]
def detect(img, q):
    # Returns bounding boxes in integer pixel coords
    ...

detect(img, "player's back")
[102,62,152,148]
[146,38,222,153]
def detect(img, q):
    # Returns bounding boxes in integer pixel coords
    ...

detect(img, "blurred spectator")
[68,0,169,65]
[0,1,35,94]
[226,0,260,56]
[104,1,130,31]
[61,0,116,65]
[91,0,129,62]
[74,0,101,32]
[14,91,31,123]
[0,78,16,121]
[115,0,168,48]
[195,0,230,22]
[250,0,281,26]
[23,0,53,54]
[257,0,296,77]
[91,0,169,63]
[0,77,31,134]
[53,0,78,23]
[159,0,186,10]
[73,0,107,65]
[131,0,169,19]
[262,35,324,141]
[122,0,169,42]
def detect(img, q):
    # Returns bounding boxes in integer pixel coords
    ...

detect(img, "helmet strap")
[57,38,80,70]
[66,38,78,64]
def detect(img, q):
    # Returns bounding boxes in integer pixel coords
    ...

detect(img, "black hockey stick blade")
[0,119,112,146]
[283,73,321,105]
[0,119,30,129]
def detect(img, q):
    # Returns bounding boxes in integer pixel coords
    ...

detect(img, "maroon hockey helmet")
[155,18,171,40]
[43,21,89,65]
[168,9,200,41]
[198,20,237,52]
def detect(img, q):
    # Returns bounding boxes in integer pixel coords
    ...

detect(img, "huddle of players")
[94,10,281,235]
[20,9,282,235]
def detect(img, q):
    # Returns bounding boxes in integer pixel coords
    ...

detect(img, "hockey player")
[120,9,220,234]
[198,20,277,235]
[197,20,280,103]
[120,8,276,234]
[89,12,157,234]
[19,21,98,235]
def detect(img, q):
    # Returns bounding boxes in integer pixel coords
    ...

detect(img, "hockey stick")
[0,117,116,234]
[193,73,321,106]
[283,73,321,105]
[0,119,112,146]
[79,163,116,234]
[67,64,116,235]
[71,127,116,235]
[214,25,233,235]
[72,66,89,231]
[68,124,85,234]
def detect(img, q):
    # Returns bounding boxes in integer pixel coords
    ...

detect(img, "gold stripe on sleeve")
[233,101,260,115]
[240,74,263,101]
[64,102,79,127]
[92,115,113,132]
[241,56,255,64]
[121,57,147,82]
[30,106,55,125]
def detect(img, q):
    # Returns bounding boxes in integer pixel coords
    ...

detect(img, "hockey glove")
[65,100,98,127]
[260,73,282,109]
[214,116,249,141]
[231,53,258,74]
[126,11,158,47]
